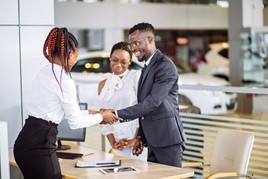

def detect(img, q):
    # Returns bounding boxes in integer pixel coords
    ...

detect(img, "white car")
[197,42,229,81]
[71,51,237,115]
[179,73,237,115]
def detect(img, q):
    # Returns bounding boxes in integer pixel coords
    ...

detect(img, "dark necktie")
[138,64,147,88]
[142,64,147,75]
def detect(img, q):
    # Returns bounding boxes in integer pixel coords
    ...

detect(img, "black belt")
[27,115,58,128]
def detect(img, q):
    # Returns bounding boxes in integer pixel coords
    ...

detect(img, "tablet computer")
[99,166,140,174]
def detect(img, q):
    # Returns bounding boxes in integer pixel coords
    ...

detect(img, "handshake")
[89,109,122,125]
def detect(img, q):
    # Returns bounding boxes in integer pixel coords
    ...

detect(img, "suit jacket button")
[141,117,144,120]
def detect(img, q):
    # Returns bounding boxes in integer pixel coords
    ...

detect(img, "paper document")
[76,160,121,168]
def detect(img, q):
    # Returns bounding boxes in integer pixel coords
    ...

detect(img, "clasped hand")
[99,108,122,124]
[112,138,129,151]
[89,108,120,124]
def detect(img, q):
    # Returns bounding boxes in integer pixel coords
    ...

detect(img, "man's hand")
[132,137,143,156]
[99,109,121,124]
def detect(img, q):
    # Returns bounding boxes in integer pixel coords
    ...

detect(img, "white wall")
[0,0,54,148]
[55,2,228,30]
[55,2,228,51]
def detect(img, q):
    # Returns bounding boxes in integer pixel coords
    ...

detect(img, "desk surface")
[9,144,194,179]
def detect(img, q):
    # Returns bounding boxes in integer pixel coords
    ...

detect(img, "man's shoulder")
[154,50,172,62]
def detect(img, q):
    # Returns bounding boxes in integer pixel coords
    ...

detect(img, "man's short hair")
[129,22,155,35]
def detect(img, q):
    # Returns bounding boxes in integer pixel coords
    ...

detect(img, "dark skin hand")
[115,138,129,150]
[107,134,128,151]
[132,137,143,156]
[113,140,127,151]
[99,109,121,124]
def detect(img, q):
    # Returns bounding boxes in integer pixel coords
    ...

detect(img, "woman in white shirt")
[13,27,118,179]
[98,42,146,160]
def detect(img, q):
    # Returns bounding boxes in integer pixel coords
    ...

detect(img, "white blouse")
[98,70,141,141]
[26,64,102,129]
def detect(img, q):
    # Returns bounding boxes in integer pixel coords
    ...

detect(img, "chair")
[62,175,78,179]
[183,129,254,179]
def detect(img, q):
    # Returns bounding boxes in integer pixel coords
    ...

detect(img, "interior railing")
[180,85,268,178]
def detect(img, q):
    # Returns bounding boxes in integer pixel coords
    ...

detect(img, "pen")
[83,152,94,157]
[96,162,116,165]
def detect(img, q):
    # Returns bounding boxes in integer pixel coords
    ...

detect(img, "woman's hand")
[111,138,129,151]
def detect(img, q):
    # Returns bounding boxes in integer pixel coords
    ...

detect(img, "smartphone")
[99,166,139,174]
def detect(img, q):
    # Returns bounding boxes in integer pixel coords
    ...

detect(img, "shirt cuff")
[114,110,118,117]
[81,110,89,115]
[93,113,103,123]
[82,110,103,123]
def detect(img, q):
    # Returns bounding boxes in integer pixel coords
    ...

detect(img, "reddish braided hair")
[43,27,79,92]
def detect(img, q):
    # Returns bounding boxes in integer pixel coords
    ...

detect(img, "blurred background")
[2,0,268,178]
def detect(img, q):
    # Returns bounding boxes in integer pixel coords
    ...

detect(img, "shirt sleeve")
[61,78,103,130]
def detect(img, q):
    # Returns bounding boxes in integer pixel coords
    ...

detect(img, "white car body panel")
[197,42,229,78]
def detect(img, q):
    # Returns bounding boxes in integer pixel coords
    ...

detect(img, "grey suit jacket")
[117,50,186,147]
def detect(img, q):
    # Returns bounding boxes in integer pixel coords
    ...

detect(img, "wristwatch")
[136,136,141,140]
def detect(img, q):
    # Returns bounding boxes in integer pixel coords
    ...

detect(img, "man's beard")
[138,54,147,62]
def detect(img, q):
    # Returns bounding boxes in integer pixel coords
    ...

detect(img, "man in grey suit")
[116,22,186,167]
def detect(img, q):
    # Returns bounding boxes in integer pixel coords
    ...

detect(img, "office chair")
[183,129,254,179]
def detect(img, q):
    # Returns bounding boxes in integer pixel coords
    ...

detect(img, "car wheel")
[179,94,193,105]
[213,74,229,81]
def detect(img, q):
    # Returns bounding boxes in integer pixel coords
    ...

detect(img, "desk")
[9,145,194,179]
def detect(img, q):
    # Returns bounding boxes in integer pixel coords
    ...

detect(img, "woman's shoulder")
[128,69,141,78]
[104,72,112,78]
[99,73,112,84]
[99,79,107,87]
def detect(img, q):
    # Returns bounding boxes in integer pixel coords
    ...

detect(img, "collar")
[112,69,129,77]
[145,50,157,66]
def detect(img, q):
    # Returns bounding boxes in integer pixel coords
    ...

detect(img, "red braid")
[50,31,57,60]
[60,32,65,68]
[43,28,59,63]
[42,27,79,94]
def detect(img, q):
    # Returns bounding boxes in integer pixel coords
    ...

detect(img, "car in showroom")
[178,73,237,115]
[197,41,265,84]
[197,42,229,81]
[71,51,237,115]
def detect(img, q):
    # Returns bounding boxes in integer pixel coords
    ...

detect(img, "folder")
[75,160,121,168]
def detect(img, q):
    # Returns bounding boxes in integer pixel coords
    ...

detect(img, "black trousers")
[147,143,185,167]
[14,116,62,179]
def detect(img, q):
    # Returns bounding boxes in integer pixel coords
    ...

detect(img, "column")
[228,0,263,86]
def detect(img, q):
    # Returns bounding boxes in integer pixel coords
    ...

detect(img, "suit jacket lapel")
[138,50,162,93]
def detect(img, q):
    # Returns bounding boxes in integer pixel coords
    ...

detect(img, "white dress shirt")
[26,64,102,129]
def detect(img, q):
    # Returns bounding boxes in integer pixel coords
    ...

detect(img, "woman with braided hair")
[13,27,119,179]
